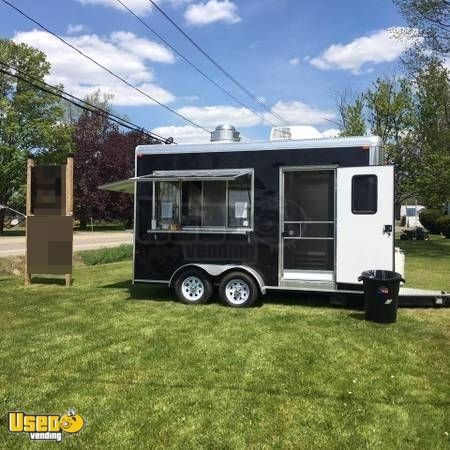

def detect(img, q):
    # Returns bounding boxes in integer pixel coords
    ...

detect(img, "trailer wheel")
[219,272,259,308]
[174,269,212,305]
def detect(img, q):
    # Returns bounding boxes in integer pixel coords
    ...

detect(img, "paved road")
[0,231,133,257]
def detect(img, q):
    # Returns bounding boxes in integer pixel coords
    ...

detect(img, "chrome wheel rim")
[225,279,250,305]
[181,276,204,301]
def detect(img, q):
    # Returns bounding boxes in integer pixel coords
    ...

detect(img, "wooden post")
[24,157,34,286]
[65,155,74,287]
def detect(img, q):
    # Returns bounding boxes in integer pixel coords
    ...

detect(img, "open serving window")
[150,169,253,232]
[100,169,254,233]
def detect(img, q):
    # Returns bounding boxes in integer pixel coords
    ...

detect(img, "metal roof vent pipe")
[210,124,241,143]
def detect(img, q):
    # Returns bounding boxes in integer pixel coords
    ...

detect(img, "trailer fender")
[169,264,266,295]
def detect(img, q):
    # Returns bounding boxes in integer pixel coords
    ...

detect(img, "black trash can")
[358,270,405,323]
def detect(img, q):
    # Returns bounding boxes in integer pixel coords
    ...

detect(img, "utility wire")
[114,0,277,127]
[147,0,288,125]
[0,66,149,138]
[0,65,174,143]
[0,0,212,135]
[0,60,173,143]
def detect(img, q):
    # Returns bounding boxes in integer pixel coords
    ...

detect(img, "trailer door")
[336,166,394,284]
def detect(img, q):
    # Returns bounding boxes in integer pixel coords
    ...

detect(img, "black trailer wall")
[134,146,370,285]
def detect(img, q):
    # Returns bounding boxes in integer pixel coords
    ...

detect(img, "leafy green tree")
[365,77,418,210]
[366,77,415,144]
[413,59,450,207]
[392,0,449,209]
[0,39,72,233]
[393,0,449,76]
[394,0,449,54]
[336,91,366,136]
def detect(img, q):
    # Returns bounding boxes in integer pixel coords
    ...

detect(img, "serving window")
[150,170,253,232]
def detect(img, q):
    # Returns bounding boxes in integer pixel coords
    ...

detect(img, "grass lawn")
[398,235,450,290]
[0,241,449,449]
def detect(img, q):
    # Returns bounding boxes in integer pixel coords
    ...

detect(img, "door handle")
[383,224,393,234]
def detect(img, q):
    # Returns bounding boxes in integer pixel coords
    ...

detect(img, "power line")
[114,0,277,127]
[147,0,288,125]
[0,65,174,143]
[0,65,151,139]
[0,0,212,135]
[0,60,173,143]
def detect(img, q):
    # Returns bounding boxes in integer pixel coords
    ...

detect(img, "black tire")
[218,271,259,308]
[174,269,212,305]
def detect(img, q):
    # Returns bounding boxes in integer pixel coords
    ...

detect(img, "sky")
[0,0,414,143]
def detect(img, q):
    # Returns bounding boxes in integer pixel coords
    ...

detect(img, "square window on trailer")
[352,175,378,214]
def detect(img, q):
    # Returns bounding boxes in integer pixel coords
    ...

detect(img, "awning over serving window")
[98,179,136,194]
[99,168,252,193]
[146,168,251,180]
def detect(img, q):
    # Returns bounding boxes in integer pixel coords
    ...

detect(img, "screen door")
[281,169,335,282]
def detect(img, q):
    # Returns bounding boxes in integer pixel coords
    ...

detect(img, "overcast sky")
[1,0,413,143]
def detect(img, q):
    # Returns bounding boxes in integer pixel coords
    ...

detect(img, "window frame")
[149,169,255,234]
[351,174,378,215]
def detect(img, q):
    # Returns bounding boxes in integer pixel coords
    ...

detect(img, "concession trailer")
[101,126,449,308]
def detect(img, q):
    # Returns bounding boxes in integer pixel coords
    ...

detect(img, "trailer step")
[279,279,336,291]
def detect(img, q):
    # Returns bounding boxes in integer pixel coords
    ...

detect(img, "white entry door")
[336,166,394,284]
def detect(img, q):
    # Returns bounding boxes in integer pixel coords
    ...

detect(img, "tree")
[366,77,415,144]
[336,90,366,136]
[73,92,154,228]
[392,1,450,208]
[413,59,450,207]
[393,0,449,75]
[394,0,449,54]
[0,39,72,233]
[365,77,418,212]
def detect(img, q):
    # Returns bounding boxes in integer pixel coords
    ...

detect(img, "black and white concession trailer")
[101,135,449,307]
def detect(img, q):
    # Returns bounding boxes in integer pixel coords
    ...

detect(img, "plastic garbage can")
[358,270,405,323]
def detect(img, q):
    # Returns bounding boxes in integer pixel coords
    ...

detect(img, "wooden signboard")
[25,156,74,286]
[31,165,66,216]
[27,216,73,274]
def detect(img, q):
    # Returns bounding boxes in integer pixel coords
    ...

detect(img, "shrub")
[78,244,132,266]
[419,209,442,234]
[437,215,450,238]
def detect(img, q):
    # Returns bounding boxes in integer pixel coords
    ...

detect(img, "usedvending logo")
[8,409,85,442]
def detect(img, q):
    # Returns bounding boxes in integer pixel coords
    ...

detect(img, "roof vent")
[270,125,322,141]
[210,124,241,143]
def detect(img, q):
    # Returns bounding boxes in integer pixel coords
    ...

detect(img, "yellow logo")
[8,410,85,442]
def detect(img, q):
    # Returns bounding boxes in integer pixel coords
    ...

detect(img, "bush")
[437,215,450,238]
[419,209,442,234]
[78,244,132,265]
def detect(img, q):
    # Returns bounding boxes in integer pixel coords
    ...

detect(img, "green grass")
[0,228,25,237]
[398,235,450,290]
[0,241,449,449]
[78,244,133,266]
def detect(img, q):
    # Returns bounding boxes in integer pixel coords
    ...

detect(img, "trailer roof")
[136,136,381,156]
